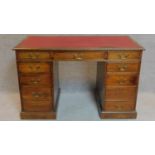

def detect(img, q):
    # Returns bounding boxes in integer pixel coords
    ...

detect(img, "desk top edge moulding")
[13,35,144,120]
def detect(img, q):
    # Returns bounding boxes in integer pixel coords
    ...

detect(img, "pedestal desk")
[13,36,144,119]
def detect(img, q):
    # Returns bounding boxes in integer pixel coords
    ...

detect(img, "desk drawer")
[17,51,50,60]
[106,73,138,86]
[54,51,106,60]
[103,101,135,111]
[18,63,51,73]
[19,74,52,86]
[107,62,140,72]
[23,100,53,112]
[108,51,141,60]
[21,87,52,101]
[105,86,137,101]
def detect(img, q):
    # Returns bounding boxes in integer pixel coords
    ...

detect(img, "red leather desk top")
[14,36,143,50]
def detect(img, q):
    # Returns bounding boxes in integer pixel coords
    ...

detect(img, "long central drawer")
[54,51,106,61]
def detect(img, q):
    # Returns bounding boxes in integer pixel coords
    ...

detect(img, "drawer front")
[106,74,138,86]
[105,86,137,101]
[108,51,141,60]
[103,101,135,111]
[23,100,53,112]
[19,74,52,86]
[107,62,140,72]
[21,87,52,101]
[17,51,50,60]
[18,63,51,73]
[54,51,106,60]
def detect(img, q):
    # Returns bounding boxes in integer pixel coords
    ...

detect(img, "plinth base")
[20,112,56,120]
[100,111,137,119]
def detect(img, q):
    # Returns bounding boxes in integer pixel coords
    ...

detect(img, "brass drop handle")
[118,79,128,85]
[74,53,83,60]
[32,92,41,98]
[28,53,39,59]
[29,65,41,71]
[118,64,128,71]
[118,54,129,60]
[30,79,41,84]
[32,92,47,98]
[76,57,83,60]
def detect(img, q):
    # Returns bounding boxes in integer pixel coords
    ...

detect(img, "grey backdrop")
[0,34,154,120]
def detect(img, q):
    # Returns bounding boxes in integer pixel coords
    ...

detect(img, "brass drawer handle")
[32,92,41,98]
[118,64,128,71]
[74,53,83,60]
[30,79,41,84]
[29,66,41,71]
[118,54,129,60]
[32,92,47,98]
[28,53,39,59]
[117,79,128,85]
[76,57,83,60]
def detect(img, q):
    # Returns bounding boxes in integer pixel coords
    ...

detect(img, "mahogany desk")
[13,36,144,119]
